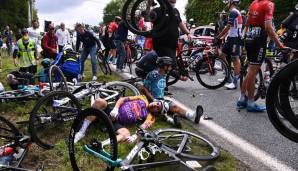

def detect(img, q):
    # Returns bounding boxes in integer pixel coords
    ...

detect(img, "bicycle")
[166,43,230,89]
[29,81,141,149]
[266,48,298,143]
[68,108,220,171]
[0,115,44,171]
[97,49,112,75]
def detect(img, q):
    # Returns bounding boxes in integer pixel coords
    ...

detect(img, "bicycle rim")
[69,108,117,171]
[155,129,220,161]
[49,65,69,92]
[29,91,81,149]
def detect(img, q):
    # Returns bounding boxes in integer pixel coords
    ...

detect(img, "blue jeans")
[114,40,126,70]
[80,45,97,76]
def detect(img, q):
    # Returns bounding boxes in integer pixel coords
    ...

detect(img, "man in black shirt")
[76,24,101,81]
[152,0,191,81]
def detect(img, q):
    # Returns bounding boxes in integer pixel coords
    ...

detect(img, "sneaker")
[78,74,83,80]
[247,103,266,113]
[173,114,182,128]
[92,76,97,81]
[236,100,247,109]
[225,82,237,90]
[195,105,204,124]
[74,132,85,144]
[217,78,225,82]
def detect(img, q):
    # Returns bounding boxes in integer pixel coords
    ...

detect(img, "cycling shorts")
[222,37,241,58]
[244,27,267,65]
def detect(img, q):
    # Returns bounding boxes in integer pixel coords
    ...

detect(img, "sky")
[36,0,188,30]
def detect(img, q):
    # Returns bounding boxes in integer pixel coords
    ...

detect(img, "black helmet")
[156,56,173,67]
[41,58,51,68]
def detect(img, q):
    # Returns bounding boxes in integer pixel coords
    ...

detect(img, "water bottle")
[0,147,14,165]
[0,147,14,157]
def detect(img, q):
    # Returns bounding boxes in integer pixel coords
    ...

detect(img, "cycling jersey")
[246,0,274,28]
[118,95,155,126]
[227,8,243,38]
[144,70,166,99]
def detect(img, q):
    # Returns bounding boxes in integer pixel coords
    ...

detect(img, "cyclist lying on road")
[74,94,202,144]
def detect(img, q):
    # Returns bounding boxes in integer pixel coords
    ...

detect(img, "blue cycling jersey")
[144,70,166,99]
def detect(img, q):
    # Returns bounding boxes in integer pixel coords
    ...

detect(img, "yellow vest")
[17,39,36,68]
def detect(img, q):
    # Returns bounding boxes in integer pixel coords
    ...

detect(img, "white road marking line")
[167,97,295,171]
[110,64,295,171]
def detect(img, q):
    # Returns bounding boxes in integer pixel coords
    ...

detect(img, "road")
[115,65,298,171]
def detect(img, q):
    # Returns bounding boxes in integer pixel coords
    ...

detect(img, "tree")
[185,0,297,26]
[103,0,124,24]
[0,0,38,31]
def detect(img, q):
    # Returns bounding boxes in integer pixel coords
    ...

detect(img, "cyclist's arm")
[264,3,283,48]
[76,34,81,52]
[114,97,128,108]
[142,113,155,129]
[140,86,154,102]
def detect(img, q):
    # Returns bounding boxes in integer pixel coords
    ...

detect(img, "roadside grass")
[0,53,249,170]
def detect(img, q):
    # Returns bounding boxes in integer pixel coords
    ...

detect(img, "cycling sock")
[247,99,255,107]
[165,115,174,124]
[101,138,111,147]
[185,111,195,121]
[79,119,91,134]
[239,93,247,102]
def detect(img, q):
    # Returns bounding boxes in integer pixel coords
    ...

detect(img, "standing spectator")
[15,29,23,42]
[27,20,42,53]
[2,26,13,55]
[144,21,153,54]
[114,18,128,72]
[76,24,101,81]
[107,16,121,63]
[0,32,3,72]
[136,11,146,49]
[41,23,58,59]
[13,29,38,74]
[56,22,71,52]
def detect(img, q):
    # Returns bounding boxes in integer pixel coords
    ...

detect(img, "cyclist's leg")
[167,101,202,123]
[79,49,89,75]
[90,45,98,77]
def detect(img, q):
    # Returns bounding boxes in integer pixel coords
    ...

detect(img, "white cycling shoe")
[225,82,237,90]
[92,76,97,81]
[74,132,85,144]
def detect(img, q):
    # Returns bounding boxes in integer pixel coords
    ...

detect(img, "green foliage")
[103,0,124,24]
[0,0,38,31]
[185,0,297,26]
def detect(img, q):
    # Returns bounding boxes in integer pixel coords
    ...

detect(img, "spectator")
[2,26,13,55]
[107,16,121,63]
[56,22,71,52]
[76,24,101,81]
[15,29,23,42]
[114,17,128,72]
[13,29,38,75]
[27,20,42,53]
[41,23,58,59]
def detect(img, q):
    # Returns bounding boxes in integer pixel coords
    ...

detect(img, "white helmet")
[63,44,73,52]
[230,0,240,4]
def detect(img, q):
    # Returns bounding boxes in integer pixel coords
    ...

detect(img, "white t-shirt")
[27,27,41,46]
[56,28,71,46]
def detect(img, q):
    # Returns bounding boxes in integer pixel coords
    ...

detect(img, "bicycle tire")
[103,81,140,97]
[266,60,298,142]
[97,52,109,75]
[0,116,22,147]
[0,90,34,100]
[195,57,229,89]
[29,91,81,149]
[154,128,220,161]
[69,108,117,171]
[122,0,173,38]
[49,65,69,92]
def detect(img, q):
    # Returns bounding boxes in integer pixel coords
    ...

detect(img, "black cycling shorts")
[222,37,241,58]
[103,106,125,132]
[244,28,267,65]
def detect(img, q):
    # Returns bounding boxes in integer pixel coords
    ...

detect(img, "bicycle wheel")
[69,108,118,171]
[0,116,22,148]
[49,65,69,92]
[103,81,140,102]
[29,91,81,149]
[266,61,298,143]
[155,128,220,161]
[0,90,34,100]
[195,57,229,89]
[97,52,109,75]
[122,0,173,38]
